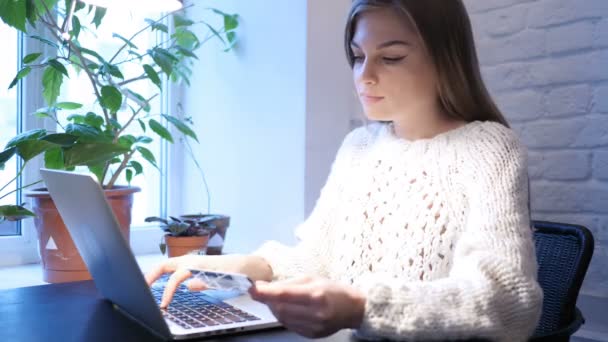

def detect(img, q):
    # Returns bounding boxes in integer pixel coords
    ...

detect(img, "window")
[0,22,20,236]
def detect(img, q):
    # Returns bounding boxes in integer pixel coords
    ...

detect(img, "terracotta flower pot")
[165,234,210,257]
[26,186,140,283]
[179,214,230,255]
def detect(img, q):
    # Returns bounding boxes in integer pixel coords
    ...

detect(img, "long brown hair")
[344,0,509,127]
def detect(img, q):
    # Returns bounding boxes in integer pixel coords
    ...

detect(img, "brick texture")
[463,0,608,297]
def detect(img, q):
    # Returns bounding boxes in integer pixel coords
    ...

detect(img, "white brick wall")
[464,0,608,297]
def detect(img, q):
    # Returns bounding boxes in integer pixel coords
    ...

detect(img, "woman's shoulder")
[460,120,528,174]
[462,121,526,156]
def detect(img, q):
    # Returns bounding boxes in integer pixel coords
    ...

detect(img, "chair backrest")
[532,220,594,336]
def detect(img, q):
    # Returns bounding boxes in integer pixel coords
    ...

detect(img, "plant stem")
[107,5,191,64]
[37,3,111,125]
[117,73,148,87]
[113,93,159,142]
[61,0,77,35]
[183,137,211,214]
[107,150,135,188]
[0,180,43,201]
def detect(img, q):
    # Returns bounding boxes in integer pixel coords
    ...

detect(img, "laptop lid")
[40,169,172,340]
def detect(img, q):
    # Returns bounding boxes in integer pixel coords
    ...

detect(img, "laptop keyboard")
[151,280,261,330]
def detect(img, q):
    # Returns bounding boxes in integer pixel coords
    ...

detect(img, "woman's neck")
[391,111,467,142]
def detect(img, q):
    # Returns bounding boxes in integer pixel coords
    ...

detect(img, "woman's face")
[351,8,440,122]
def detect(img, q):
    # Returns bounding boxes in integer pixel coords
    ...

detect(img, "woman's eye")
[353,55,364,62]
[383,56,406,63]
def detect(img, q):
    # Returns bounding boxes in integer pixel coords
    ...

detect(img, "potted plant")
[144,215,223,257]
[0,1,238,282]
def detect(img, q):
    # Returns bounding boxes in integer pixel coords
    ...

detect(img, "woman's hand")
[249,276,366,338]
[145,254,274,308]
[145,255,210,308]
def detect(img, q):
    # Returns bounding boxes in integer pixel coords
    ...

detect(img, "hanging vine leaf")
[162,114,198,142]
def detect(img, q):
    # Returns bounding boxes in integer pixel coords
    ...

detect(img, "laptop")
[40,169,281,340]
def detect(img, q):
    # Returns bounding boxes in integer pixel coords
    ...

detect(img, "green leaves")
[173,14,194,28]
[149,119,173,143]
[0,0,26,32]
[16,139,57,162]
[112,33,137,49]
[44,147,64,169]
[40,133,78,146]
[8,66,31,89]
[55,101,82,110]
[25,0,59,27]
[22,52,42,64]
[48,59,68,76]
[143,64,161,89]
[2,130,78,165]
[0,147,17,170]
[29,35,59,49]
[150,47,177,76]
[145,18,168,33]
[63,143,129,167]
[162,114,198,142]
[100,63,123,79]
[100,85,122,112]
[6,129,46,149]
[42,66,63,105]
[92,5,106,28]
[0,205,35,222]
[136,146,157,169]
[71,15,80,38]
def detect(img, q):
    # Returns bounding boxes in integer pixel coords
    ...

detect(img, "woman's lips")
[360,95,385,104]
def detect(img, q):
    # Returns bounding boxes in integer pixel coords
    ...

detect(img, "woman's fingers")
[160,268,192,308]
[186,278,208,292]
[144,257,182,286]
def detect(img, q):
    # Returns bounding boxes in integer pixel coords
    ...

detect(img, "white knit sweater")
[253,121,543,342]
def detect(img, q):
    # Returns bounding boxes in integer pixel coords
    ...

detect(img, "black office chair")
[529,220,595,342]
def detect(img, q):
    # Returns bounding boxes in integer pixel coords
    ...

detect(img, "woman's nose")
[356,60,378,86]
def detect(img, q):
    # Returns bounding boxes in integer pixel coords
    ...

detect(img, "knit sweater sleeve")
[354,125,543,342]
[251,129,360,280]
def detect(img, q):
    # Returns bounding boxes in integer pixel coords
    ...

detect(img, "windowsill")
[0,253,167,291]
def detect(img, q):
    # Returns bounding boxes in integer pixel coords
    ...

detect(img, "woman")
[146,0,543,341]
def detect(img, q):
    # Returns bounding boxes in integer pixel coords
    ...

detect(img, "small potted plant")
[145,215,222,257]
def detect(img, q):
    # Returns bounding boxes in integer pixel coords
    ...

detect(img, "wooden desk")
[0,281,357,341]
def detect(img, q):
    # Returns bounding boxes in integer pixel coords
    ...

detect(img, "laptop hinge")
[111,301,172,341]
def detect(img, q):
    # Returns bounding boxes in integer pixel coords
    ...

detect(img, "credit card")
[188,269,254,293]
